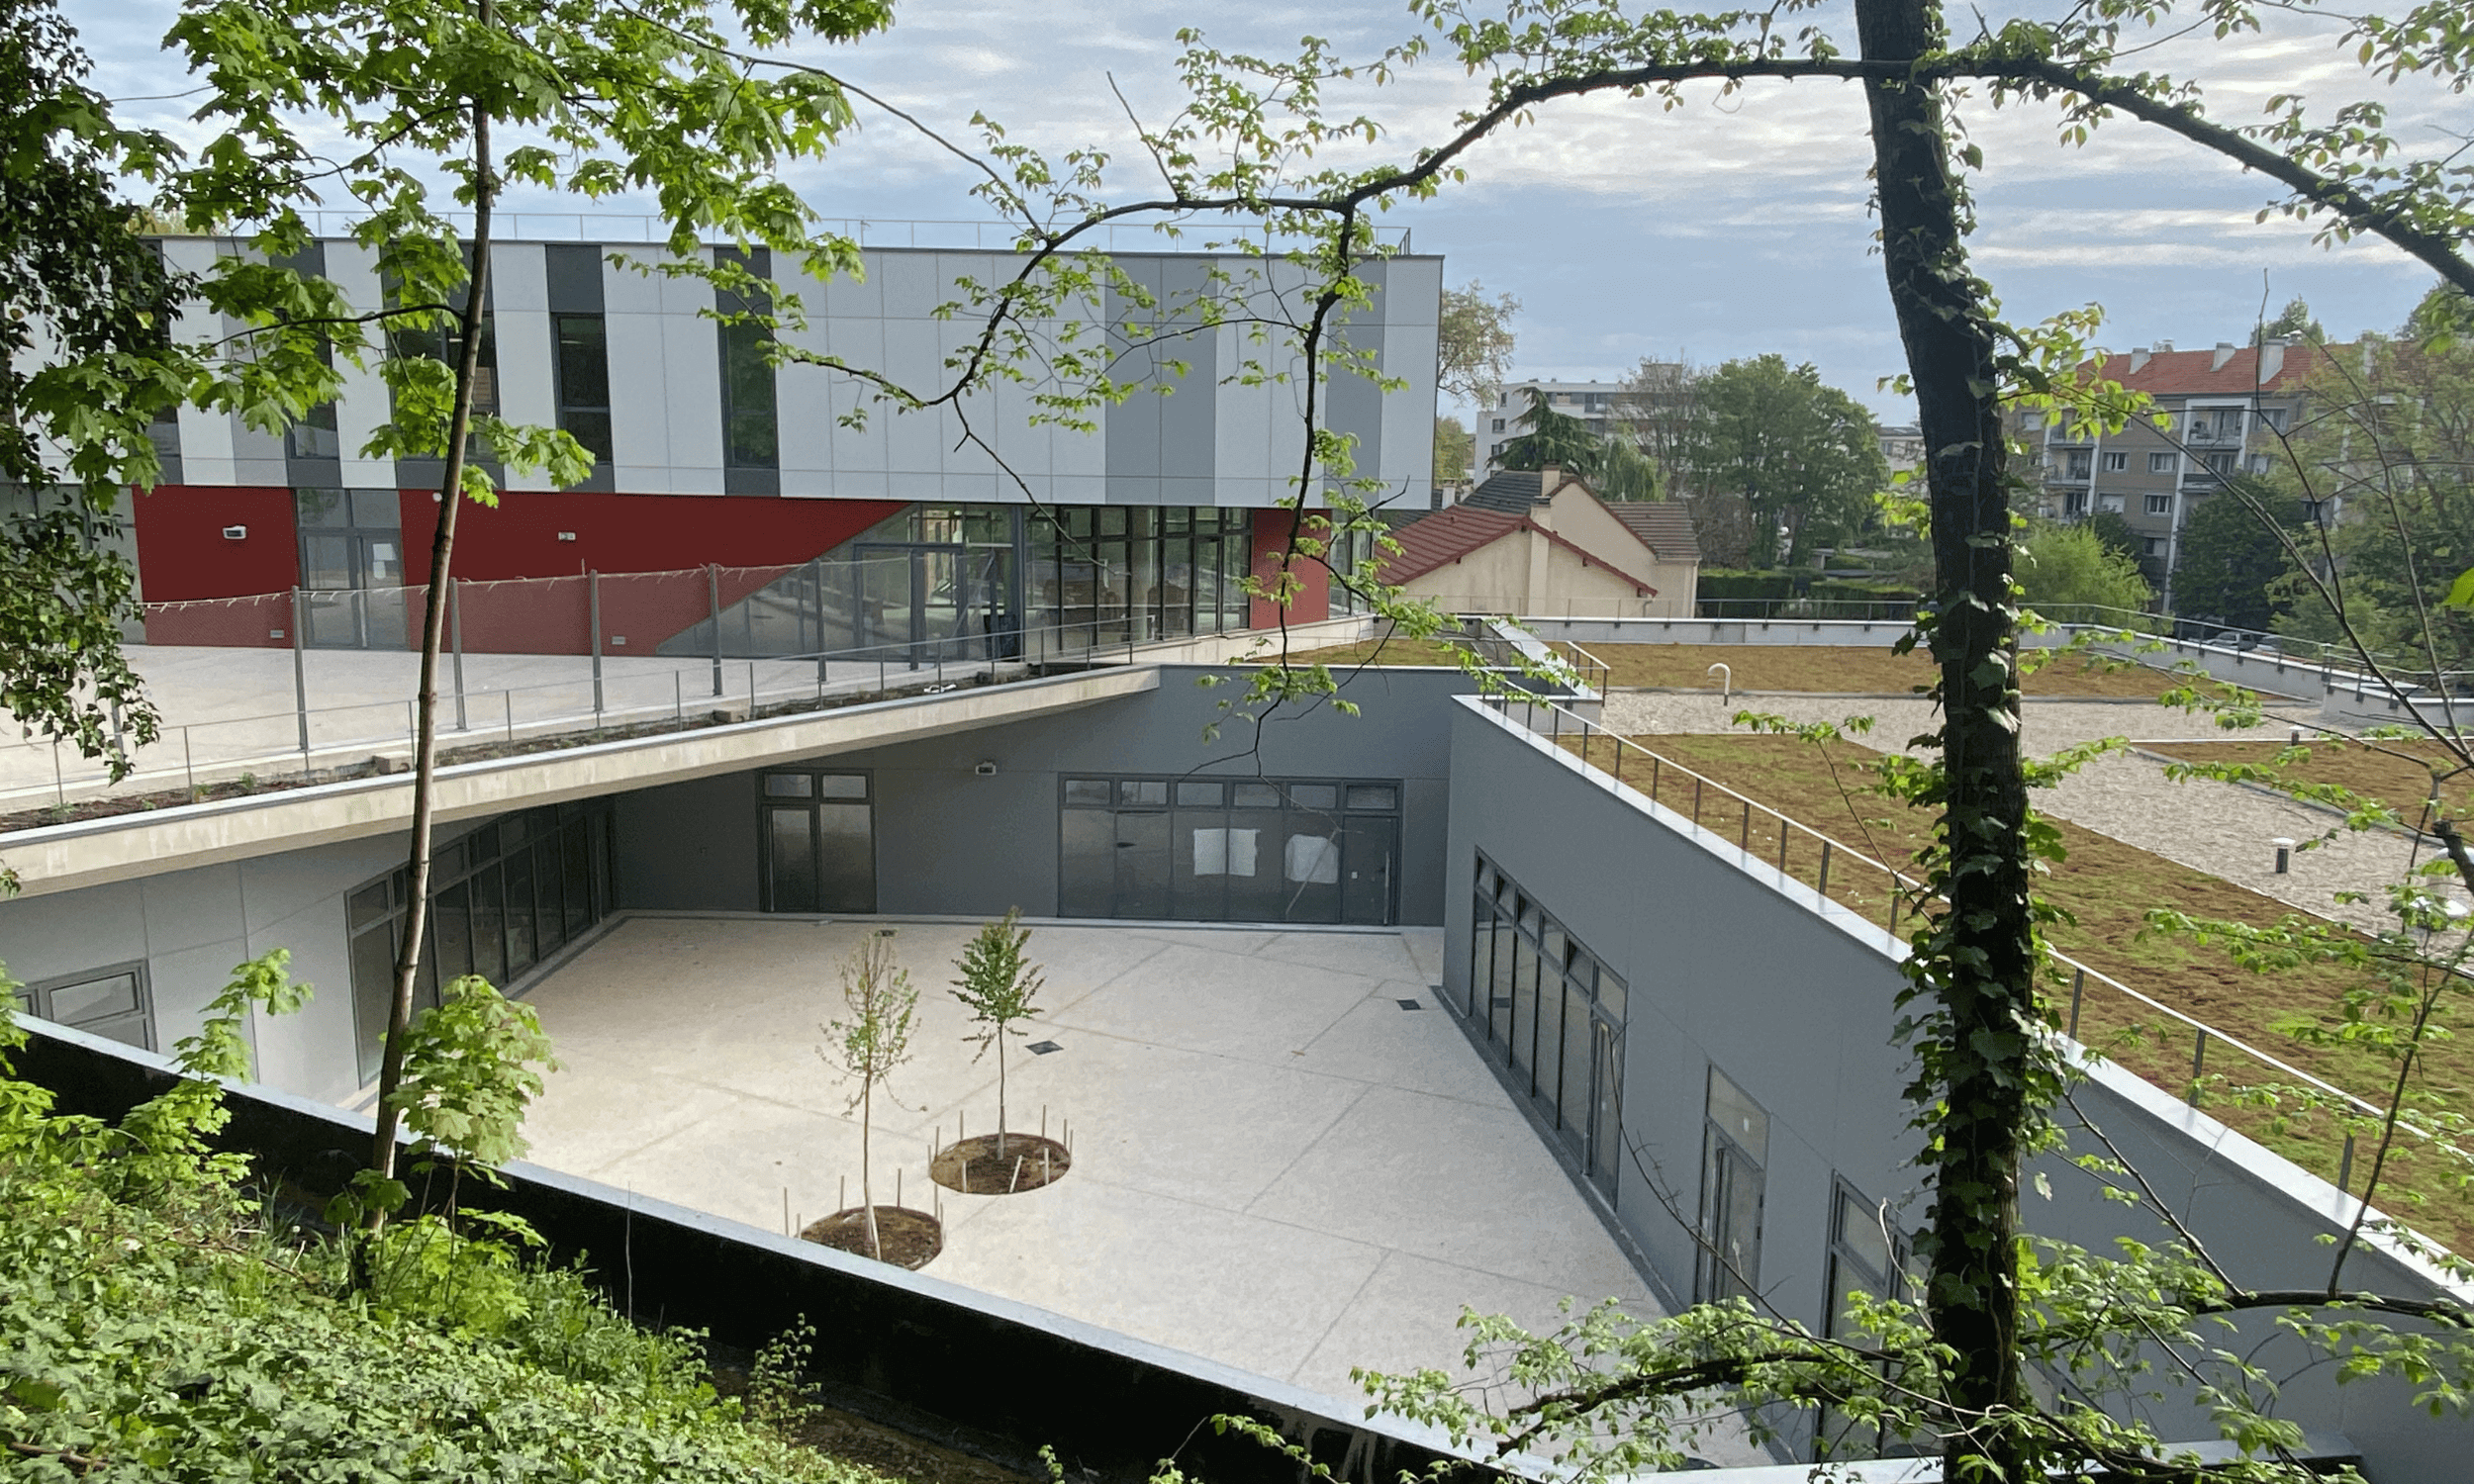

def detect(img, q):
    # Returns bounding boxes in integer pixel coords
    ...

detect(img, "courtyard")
[517,913,1733,1444]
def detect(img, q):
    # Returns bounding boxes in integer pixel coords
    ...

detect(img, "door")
[1339,816,1396,925]
[761,772,875,913]
[1112,808,1171,919]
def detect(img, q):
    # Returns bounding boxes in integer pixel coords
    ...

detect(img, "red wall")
[397,489,904,655]
[132,486,303,648]
[1248,508,1333,629]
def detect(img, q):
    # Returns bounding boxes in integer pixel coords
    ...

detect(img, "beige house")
[1381,468,1701,618]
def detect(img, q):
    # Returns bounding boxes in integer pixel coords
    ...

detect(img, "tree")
[1676,355,1888,569]
[1437,279,1519,408]
[2016,520,2154,614]
[2085,509,2140,566]
[2263,295,2326,343]
[2267,300,2474,680]
[1612,356,1701,498]
[950,909,1046,1161]
[2173,475,2306,629]
[0,0,192,780]
[154,0,892,1234]
[1494,386,1605,473]
[820,931,917,1261]
[1433,415,1473,484]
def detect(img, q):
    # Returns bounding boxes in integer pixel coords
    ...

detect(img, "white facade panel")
[491,242,549,314]
[605,309,672,491]
[324,241,395,486]
[661,311,725,494]
[1380,320,1439,499]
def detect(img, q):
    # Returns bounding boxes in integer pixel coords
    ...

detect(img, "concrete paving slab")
[1285,1247,1657,1400]
[1253,929,1428,981]
[1290,989,1511,1108]
[1048,940,1376,1068]
[927,1174,1390,1384]
[519,914,1679,1426]
[1245,1082,1646,1296]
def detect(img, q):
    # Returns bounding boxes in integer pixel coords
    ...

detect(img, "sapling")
[820,931,916,1260]
[951,907,1045,1160]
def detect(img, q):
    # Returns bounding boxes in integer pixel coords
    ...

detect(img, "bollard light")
[2289,725,2304,746]
[2272,836,2295,874]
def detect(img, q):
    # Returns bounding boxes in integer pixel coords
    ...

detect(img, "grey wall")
[0,827,432,1105]
[1440,696,2465,1477]
[618,664,1472,923]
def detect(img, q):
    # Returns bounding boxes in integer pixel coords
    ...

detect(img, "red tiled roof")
[1377,506,1656,596]
[1378,506,1525,583]
[2090,340,2344,397]
[1602,501,1701,563]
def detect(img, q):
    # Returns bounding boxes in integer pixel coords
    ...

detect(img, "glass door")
[1339,815,1396,925]
[761,772,875,913]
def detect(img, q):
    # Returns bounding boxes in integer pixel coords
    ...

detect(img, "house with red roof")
[2008,336,2347,608]
[1380,467,1700,617]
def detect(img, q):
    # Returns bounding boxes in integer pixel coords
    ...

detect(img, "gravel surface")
[1599,691,2452,934]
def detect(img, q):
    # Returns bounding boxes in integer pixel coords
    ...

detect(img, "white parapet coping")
[0,666,1159,898]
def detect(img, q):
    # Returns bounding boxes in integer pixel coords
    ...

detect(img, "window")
[2149,452,2179,474]
[2257,407,2288,433]
[1697,1067,1767,1302]
[554,314,613,463]
[2096,493,2125,513]
[1815,1179,1922,1461]
[716,247,779,470]
[2100,451,2128,472]
[2144,494,2174,516]
[345,800,615,1084]
[1468,852,1626,1197]
[760,771,873,913]
[1065,774,1400,925]
[2141,537,2165,557]
[1029,505,1251,647]
[2063,490,2089,515]
[12,964,152,1049]
[2062,452,2092,479]
[1491,417,1505,432]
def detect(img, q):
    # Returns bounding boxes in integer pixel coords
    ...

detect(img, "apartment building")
[135,235,1441,655]
[2012,338,2331,603]
[1472,379,1624,474]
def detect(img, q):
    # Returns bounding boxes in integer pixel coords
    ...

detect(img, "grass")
[1283,634,1481,669]
[1560,728,2474,1255]
[2143,736,2474,827]
[1283,637,2202,699]
[1559,642,2198,698]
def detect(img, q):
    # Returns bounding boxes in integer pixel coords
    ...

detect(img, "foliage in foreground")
[0,960,873,1484]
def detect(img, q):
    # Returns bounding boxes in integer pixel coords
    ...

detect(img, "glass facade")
[1061,774,1398,924]
[554,313,614,464]
[1031,505,1253,646]
[1697,1066,1768,1303]
[345,798,616,1085]
[716,247,779,472]
[1467,854,1627,1198]
[665,503,1254,663]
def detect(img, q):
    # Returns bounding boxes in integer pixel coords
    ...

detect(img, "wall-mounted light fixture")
[556,531,578,542]
[974,760,999,777]
[222,524,247,540]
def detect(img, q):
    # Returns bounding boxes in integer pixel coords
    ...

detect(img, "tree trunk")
[996,1035,1007,1161]
[863,1078,881,1259]
[1853,0,2037,1473]
[364,12,495,1236]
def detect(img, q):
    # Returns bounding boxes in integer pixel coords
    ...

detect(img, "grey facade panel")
[617,665,1469,923]
[544,243,607,315]
[615,772,760,912]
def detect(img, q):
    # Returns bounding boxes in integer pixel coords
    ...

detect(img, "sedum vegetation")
[0,956,882,1484]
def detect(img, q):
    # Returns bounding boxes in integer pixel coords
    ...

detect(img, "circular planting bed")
[800,1206,943,1269]
[930,1133,1072,1195]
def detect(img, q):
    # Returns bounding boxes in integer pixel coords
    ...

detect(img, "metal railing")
[1476,688,2443,1215]
[226,212,1414,254]
[0,618,1238,822]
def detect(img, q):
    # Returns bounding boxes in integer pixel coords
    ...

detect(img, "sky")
[78,0,2460,423]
